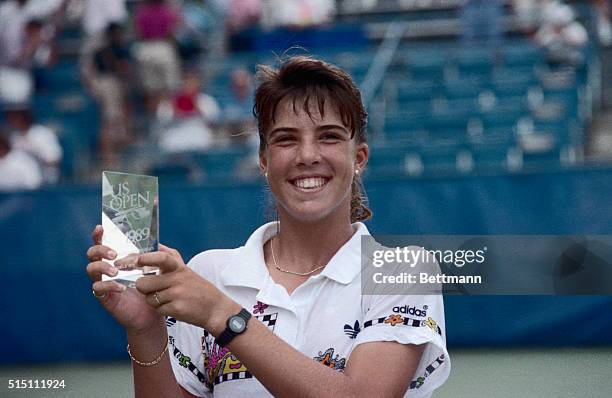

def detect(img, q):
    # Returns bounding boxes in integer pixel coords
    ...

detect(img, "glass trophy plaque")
[101,171,159,287]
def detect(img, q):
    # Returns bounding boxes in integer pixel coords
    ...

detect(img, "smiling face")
[259,97,368,224]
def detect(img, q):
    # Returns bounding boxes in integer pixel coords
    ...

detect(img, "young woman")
[87,56,450,397]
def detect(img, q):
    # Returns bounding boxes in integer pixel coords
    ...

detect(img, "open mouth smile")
[290,176,331,192]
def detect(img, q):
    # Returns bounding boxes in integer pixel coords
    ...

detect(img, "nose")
[295,138,321,166]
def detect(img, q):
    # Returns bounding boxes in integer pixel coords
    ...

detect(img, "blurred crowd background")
[0,0,610,190]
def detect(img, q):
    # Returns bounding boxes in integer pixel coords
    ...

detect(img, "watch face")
[229,316,246,333]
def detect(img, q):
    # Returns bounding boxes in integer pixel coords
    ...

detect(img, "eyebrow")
[268,124,349,139]
[317,124,350,134]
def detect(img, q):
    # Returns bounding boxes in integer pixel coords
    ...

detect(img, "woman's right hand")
[86,225,163,334]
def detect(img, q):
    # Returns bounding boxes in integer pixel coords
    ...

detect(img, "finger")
[114,253,140,270]
[138,251,182,274]
[91,224,104,245]
[159,244,184,263]
[155,303,176,318]
[87,260,119,282]
[87,244,117,262]
[92,280,127,298]
[151,287,181,317]
[135,273,174,295]
[144,289,166,308]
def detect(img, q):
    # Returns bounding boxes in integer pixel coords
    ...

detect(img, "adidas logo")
[343,320,361,339]
[392,305,427,317]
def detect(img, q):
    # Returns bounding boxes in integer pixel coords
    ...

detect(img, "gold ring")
[92,289,108,299]
[154,291,161,306]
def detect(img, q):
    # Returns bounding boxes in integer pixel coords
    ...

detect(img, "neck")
[271,206,356,275]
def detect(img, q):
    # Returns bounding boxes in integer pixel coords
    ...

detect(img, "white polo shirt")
[168,222,450,397]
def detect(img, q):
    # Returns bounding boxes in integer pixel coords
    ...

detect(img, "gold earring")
[355,169,360,175]
[265,172,268,178]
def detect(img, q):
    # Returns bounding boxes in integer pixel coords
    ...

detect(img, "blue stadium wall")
[2,167,612,364]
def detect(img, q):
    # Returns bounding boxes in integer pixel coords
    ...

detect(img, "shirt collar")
[219,222,370,289]
[220,222,277,290]
[317,222,369,284]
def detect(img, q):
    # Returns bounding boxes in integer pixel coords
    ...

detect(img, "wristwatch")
[216,308,252,347]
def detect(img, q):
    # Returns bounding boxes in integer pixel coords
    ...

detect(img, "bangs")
[260,85,354,138]
[254,57,367,151]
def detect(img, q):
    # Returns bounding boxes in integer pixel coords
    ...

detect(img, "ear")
[354,142,369,173]
[259,149,268,176]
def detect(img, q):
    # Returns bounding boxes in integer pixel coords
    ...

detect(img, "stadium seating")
[18,0,595,184]
[147,145,253,184]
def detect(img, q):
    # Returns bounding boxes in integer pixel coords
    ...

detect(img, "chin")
[282,209,329,224]
[279,201,347,224]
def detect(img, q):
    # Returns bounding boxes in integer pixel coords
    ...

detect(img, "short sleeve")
[166,316,212,397]
[354,293,450,397]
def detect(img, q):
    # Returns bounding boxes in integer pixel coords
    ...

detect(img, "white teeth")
[294,177,327,189]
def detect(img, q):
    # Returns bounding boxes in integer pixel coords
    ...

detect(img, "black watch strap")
[217,308,252,348]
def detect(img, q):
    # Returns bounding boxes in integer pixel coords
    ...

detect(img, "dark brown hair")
[254,56,372,222]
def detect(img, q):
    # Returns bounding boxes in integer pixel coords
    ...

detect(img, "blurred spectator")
[223,67,256,139]
[25,19,59,91]
[226,0,262,33]
[535,2,588,65]
[595,0,611,45]
[156,69,220,153]
[225,0,261,51]
[10,18,57,70]
[261,0,335,29]
[512,0,541,33]
[0,0,63,103]
[175,0,226,61]
[0,64,33,106]
[81,0,127,39]
[223,69,258,178]
[460,0,504,43]
[87,22,132,169]
[0,131,43,192]
[3,104,63,184]
[79,0,128,78]
[133,0,181,113]
[0,0,62,67]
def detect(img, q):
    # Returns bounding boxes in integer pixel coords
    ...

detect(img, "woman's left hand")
[135,244,231,332]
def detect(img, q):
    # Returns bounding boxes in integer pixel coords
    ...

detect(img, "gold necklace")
[270,237,326,276]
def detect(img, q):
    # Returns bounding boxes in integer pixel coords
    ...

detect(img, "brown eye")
[274,135,296,145]
[322,133,341,142]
